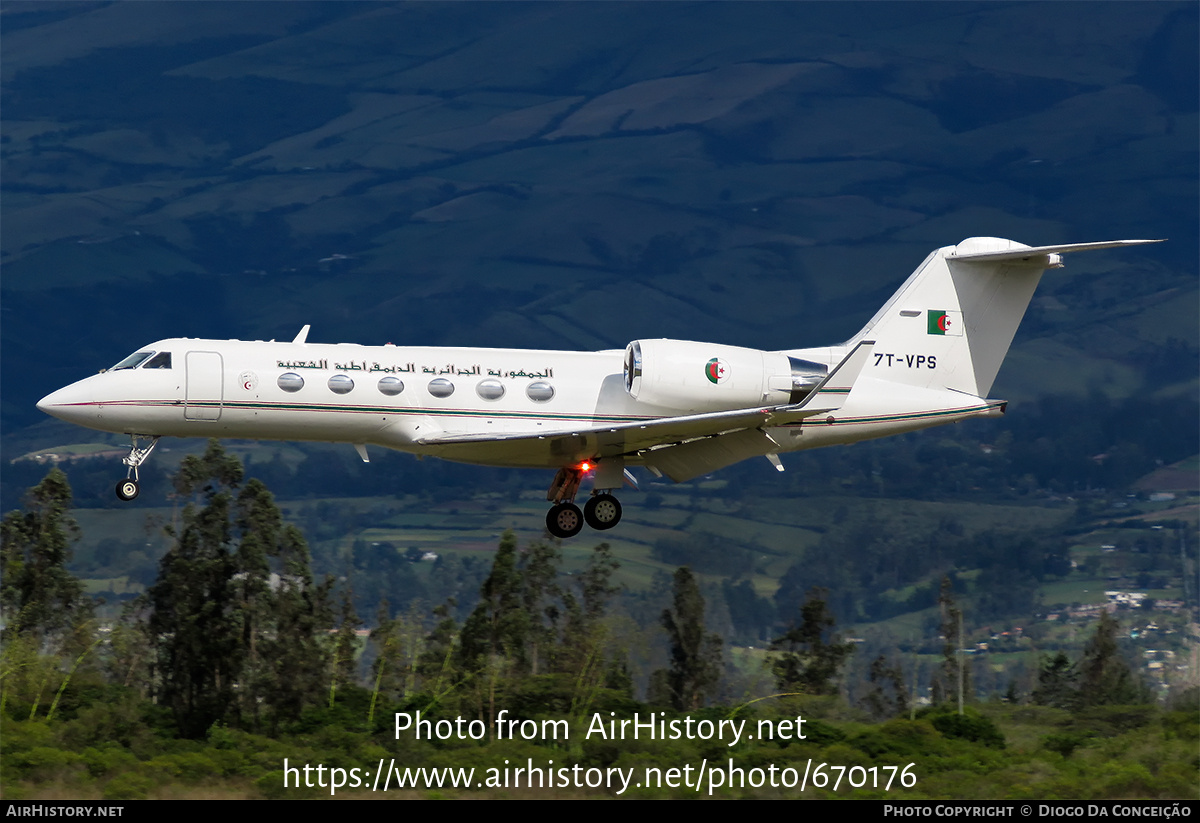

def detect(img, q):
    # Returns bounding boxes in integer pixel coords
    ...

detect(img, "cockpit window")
[142,352,172,369]
[111,351,155,370]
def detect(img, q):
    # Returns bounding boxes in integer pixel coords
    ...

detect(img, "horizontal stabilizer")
[948,239,1163,263]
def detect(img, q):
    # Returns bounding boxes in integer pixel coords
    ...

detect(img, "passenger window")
[378,376,404,396]
[278,373,304,392]
[428,378,455,398]
[526,381,555,402]
[476,379,505,400]
[142,352,172,369]
[328,375,354,395]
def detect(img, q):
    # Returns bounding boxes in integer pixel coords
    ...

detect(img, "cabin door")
[185,351,224,421]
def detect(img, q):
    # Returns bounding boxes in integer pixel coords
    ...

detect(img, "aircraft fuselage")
[38,337,991,470]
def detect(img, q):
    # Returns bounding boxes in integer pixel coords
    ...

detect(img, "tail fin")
[848,237,1163,397]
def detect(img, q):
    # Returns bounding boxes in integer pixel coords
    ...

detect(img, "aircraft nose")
[37,383,95,424]
[35,390,59,415]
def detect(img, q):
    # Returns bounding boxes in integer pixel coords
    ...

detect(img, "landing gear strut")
[544,464,623,538]
[116,434,159,502]
[545,466,585,538]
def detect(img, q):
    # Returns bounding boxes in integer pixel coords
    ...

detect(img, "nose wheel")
[115,434,159,502]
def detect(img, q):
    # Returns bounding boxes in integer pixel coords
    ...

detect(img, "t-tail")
[846,237,1164,398]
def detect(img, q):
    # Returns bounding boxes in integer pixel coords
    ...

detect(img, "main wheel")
[546,503,584,538]
[116,479,140,501]
[584,493,622,530]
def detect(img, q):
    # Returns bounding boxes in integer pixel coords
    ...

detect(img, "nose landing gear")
[544,464,623,539]
[115,434,160,502]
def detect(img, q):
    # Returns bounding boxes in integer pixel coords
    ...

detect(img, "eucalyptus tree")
[770,587,854,696]
[659,567,723,710]
[149,441,332,736]
[0,468,86,643]
[0,469,93,717]
[149,443,245,737]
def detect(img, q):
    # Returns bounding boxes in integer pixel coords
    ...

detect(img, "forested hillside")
[2,451,1196,799]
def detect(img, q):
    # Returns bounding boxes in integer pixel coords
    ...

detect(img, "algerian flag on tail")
[927,310,963,336]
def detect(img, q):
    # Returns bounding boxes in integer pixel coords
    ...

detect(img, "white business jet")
[37,237,1160,538]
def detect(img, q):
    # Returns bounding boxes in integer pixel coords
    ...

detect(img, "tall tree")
[369,599,426,710]
[519,538,561,676]
[106,599,153,694]
[1078,611,1148,707]
[261,524,332,726]
[457,531,528,669]
[1031,651,1080,710]
[416,601,460,701]
[577,543,621,627]
[659,567,723,710]
[149,468,242,737]
[0,468,86,642]
[770,586,854,695]
[231,478,279,724]
[861,655,909,719]
[330,586,363,702]
[931,575,969,706]
[456,531,531,723]
[0,469,93,719]
[151,442,334,734]
[561,543,626,712]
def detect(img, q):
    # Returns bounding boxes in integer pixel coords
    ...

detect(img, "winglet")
[292,324,311,344]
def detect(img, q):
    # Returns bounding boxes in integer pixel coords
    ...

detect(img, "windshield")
[110,351,155,370]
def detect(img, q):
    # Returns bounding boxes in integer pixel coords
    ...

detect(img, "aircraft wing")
[415,341,874,480]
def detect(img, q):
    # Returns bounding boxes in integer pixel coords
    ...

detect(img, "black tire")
[546,503,584,538]
[584,494,622,530]
[116,479,140,501]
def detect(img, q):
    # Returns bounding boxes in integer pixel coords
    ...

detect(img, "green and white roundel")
[705,357,729,384]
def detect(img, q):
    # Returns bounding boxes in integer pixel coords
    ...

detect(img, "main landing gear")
[115,434,159,501]
[544,464,623,539]
[584,494,621,530]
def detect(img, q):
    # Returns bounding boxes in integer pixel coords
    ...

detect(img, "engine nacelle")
[623,339,827,412]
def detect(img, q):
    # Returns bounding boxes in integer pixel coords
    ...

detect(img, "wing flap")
[415,405,781,458]
[641,428,779,483]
